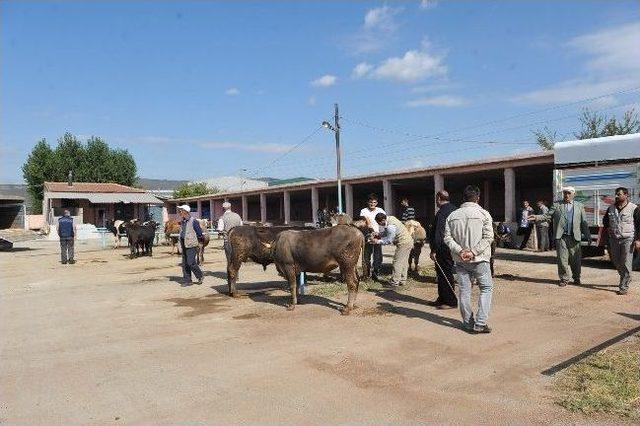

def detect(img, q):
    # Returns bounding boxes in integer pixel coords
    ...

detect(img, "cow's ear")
[260,241,272,249]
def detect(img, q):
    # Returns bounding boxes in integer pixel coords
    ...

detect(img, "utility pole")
[334,103,342,214]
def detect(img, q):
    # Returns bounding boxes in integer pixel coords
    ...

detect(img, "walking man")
[177,204,205,286]
[444,185,494,333]
[603,187,640,295]
[517,200,534,249]
[536,200,550,251]
[429,190,458,309]
[530,186,590,286]
[360,194,386,280]
[399,197,416,222]
[372,213,414,287]
[58,209,77,264]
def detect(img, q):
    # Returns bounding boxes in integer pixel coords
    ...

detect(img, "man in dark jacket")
[429,190,457,308]
[57,209,77,264]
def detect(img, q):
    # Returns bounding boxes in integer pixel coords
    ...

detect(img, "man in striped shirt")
[400,198,416,222]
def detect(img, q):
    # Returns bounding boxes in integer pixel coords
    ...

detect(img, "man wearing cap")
[603,187,640,295]
[530,186,590,286]
[371,212,414,287]
[217,201,243,259]
[177,204,205,286]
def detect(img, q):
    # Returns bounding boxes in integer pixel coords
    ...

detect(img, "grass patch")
[554,340,640,419]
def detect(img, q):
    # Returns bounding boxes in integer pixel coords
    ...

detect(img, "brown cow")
[196,219,210,264]
[225,225,314,297]
[265,225,365,315]
[164,219,181,253]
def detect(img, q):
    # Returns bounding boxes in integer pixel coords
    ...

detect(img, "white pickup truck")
[553,133,640,264]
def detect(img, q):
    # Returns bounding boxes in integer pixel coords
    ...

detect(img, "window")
[189,202,198,211]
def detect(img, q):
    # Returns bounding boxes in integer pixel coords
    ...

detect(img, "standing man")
[429,190,458,309]
[517,200,534,250]
[58,209,77,265]
[217,201,243,257]
[536,200,550,252]
[530,187,590,286]
[444,185,494,333]
[399,198,416,222]
[372,213,414,287]
[359,194,386,280]
[603,187,640,295]
[177,204,205,286]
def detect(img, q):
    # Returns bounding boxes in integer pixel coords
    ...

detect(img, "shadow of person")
[369,288,432,307]
[495,273,557,286]
[376,302,464,331]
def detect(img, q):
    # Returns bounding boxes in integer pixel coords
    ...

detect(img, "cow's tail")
[358,230,366,280]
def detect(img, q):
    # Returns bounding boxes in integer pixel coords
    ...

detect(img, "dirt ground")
[1,237,639,425]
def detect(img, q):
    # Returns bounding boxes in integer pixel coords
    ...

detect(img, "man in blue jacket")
[177,204,205,286]
[58,209,77,264]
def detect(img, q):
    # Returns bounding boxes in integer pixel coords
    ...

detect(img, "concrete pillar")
[434,173,444,212]
[345,184,354,218]
[241,195,248,222]
[209,199,214,221]
[197,200,202,219]
[483,180,490,211]
[283,191,291,224]
[504,168,516,222]
[311,187,319,225]
[260,193,267,224]
[383,179,394,216]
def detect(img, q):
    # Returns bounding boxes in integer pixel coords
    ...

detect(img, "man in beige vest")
[177,204,205,286]
[372,213,414,287]
[603,187,640,295]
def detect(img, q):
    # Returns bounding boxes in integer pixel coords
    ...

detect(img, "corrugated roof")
[45,191,162,204]
[44,182,146,193]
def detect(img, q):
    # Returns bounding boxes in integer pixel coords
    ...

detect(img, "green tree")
[574,108,640,140]
[533,126,558,151]
[172,182,219,199]
[21,139,55,214]
[533,108,640,150]
[22,133,138,212]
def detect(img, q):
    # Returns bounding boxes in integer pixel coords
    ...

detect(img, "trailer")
[553,133,640,260]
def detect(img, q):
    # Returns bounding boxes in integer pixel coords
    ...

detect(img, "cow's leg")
[283,267,298,310]
[341,267,359,315]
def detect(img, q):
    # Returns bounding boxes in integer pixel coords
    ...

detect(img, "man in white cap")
[217,201,243,237]
[177,204,205,286]
[530,186,590,286]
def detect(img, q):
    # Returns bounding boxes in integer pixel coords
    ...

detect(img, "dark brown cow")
[164,219,181,253]
[266,225,365,315]
[225,225,313,297]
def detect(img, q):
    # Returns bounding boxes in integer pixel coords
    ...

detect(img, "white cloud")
[419,0,437,10]
[225,88,240,96]
[410,82,458,93]
[566,22,640,73]
[364,5,400,31]
[199,142,293,153]
[512,78,635,105]
[311,74,337,87]
[351,62,373,79]
[369,43,446,83]
[349,5,402,54]
[406,95,469,107]
[308,96,317,106]
[513,22,640,105]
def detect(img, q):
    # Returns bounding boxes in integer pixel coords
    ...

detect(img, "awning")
[47,191,163,204]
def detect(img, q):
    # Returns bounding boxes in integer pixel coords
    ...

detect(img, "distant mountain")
[136,178,188,191]
[258,177,316,186]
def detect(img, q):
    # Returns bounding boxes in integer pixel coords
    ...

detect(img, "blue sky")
[2,1,639,184]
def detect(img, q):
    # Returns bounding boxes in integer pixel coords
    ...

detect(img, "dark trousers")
[363,243,383,277]
[180,241,203,281]
[435,248,457,306]
[60,238,74,263]
[518,226,533,249]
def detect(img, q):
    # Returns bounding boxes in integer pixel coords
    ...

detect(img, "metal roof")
[554,133,640,165]
[46,191,163,204]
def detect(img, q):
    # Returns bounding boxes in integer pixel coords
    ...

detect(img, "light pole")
[322,103,342,213]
